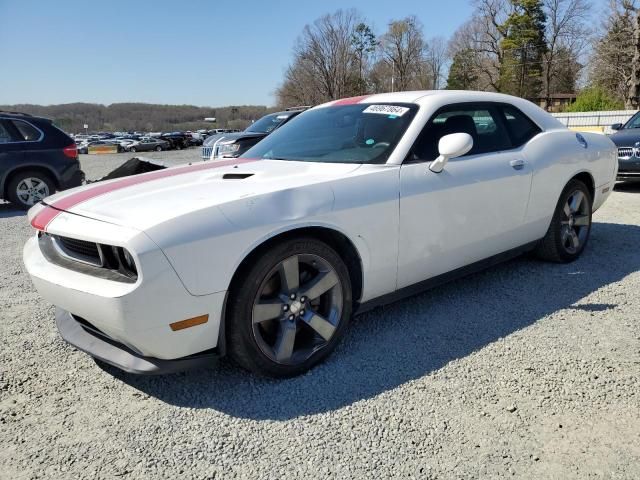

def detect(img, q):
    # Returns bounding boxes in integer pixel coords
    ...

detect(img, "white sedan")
[23,91,617,377]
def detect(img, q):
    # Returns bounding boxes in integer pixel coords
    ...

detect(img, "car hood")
[39,159,362,231]
[203,131,266,146]
[608,129,640,147]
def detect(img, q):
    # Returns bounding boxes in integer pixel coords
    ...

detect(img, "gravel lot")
[1,150,639,479]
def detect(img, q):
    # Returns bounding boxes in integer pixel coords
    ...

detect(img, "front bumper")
[23,212,228,364]
[56,308,217,374]
[617,157,640,180]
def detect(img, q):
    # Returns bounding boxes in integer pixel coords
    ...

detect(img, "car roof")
[0,110,51,123]
[313,90,564,132]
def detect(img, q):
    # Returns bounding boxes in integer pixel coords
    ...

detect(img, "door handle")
[510,159,525,170]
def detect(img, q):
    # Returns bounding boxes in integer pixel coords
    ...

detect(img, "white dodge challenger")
[23,91,617,377]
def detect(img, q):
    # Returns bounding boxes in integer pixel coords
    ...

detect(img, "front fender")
[145,184,344,296]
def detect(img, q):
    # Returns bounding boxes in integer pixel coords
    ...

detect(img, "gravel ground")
[1,151,639,479]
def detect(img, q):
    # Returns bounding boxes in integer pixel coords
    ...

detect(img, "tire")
[226,237,352,377]
[7,170,56,210]
[155,146,162,152]
[535,179,592,263]
[129,147,136,153]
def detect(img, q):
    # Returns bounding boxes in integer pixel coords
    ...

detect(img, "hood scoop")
[222,173,254,180]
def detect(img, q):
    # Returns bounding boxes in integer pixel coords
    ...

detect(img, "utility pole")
[391,61,395,93]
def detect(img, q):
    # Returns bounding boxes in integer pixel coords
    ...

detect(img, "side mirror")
[429,133,474,173]
[611,123,623,131]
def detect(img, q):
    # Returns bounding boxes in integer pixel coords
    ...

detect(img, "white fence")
[551,110,637,134]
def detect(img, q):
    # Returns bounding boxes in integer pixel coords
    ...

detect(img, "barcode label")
[362,105,410,117]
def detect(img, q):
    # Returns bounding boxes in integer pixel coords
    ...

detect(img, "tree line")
[0,103,273,133]
[276,1,640,112]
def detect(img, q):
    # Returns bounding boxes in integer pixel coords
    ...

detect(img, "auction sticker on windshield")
[363,105,410,116]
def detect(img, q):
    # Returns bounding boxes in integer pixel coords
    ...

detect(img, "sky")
[0,0,609,107]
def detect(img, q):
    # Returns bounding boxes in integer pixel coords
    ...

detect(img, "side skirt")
[354,240,540,315]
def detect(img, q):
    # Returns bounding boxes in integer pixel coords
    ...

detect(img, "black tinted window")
[0,122,14,143]
[500,105,541,146]
[11,120,41,141]
[411,104,512,161]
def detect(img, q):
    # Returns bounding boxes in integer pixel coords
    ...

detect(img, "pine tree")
[446,49,478,90]
[499,0,548,98]
[351,23,377,94]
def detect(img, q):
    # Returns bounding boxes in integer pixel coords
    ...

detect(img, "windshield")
[242,103,417,164]
[624,112,640,129]
[245,113,291,134]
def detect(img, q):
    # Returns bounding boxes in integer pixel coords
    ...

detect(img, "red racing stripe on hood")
[31,157,258,231]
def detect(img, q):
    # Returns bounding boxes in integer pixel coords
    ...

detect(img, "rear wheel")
[226,237,352,377]
[7,171,55,209]
[129,147,137,153]
[155,145,162,152]
[535,179,592,263]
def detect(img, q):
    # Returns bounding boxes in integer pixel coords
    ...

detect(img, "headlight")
[216,142,240,157]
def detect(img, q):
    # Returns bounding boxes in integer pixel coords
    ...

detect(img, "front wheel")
[226,237,352,377]
[155,146,162,151]
[535,179,592,263]
[129,147,136,153]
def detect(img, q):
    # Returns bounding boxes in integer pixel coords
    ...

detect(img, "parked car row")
[71,129,228,154]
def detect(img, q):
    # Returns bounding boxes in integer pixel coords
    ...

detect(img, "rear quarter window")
[500,106,541,147]
[11,120,42,141]
[0,121,14,143]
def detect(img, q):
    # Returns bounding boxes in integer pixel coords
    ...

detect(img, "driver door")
[397,103,533,289]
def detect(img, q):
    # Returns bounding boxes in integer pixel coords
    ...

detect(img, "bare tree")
[446,0,512,92]
[424,36,449,89]
[380,16,427,91]
[589,0,638,107]
[276,9,363,106]
[629,1,640,107]
[542,0,592,109]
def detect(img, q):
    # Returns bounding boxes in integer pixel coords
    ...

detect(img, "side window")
[410,104,512,162]
[500,105,541,147]
[0,121,14,144]
[11,120,41,141]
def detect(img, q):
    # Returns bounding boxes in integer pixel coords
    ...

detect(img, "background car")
[201,108,308,160]
[125,137,169,152]
[610,112,640,181]
[0,111,84,209]
[160,132,189,150]
[77,140,117,154]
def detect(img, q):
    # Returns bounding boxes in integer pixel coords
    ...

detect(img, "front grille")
[618,147,634,159]
[58,236,100,259]
[201,146,213,159]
